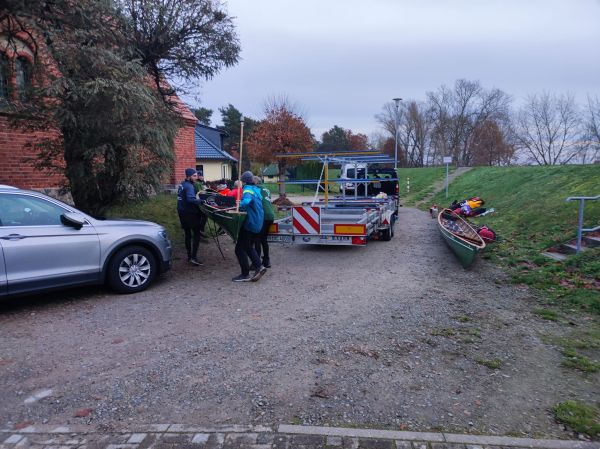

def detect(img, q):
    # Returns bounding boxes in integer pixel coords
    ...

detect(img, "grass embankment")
[398,166,454,206]
[425,164,600,438]
[426,165,599,314]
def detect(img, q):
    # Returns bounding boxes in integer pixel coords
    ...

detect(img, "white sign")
[443,157,452,164]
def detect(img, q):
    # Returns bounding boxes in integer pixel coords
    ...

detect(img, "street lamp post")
[392,98,402,170]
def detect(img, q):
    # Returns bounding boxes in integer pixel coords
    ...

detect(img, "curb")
[1,423,598,449]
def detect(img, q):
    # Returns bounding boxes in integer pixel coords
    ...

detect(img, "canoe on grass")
[198,193,246,243]
[437,208,486,268]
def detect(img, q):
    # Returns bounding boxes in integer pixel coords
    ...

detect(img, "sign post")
[443,156,452,198]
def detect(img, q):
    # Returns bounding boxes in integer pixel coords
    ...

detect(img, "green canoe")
[437,208,486,268]
[198,201,246,243]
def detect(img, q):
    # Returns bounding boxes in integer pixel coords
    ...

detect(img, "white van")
[340,163,367,195]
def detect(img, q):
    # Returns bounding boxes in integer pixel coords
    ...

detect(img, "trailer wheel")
[381,215,395,241]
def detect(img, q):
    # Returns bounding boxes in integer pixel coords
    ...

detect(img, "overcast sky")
[189,0,600,139]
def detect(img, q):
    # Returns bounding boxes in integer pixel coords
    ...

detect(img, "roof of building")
[195,124,237,162]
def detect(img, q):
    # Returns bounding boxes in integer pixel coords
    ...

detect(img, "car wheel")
[107,245,156,294]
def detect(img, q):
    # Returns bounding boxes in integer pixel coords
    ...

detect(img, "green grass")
[398,166,454,206]
[560,349,600,373]
[476,358,503,369]
[425,165,600,315]
[553,401,600,438]
[533,309,559,321]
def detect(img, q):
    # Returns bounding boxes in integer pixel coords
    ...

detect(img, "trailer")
[267,152,399,247]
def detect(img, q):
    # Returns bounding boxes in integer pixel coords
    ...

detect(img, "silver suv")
[0,185,172,297]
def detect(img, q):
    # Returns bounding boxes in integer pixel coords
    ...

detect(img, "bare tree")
[515,92,582,165]
[582,95,600,164]
[427,79,512,166]
[375,99,432,167]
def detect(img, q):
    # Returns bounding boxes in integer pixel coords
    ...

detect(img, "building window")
[221,164,228,179]
[0,53,9,101]
[15,56,32,101]
[195,164,204,176]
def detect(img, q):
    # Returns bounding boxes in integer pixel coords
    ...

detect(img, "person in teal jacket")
[232,171,267,282]
[253,176,275,268]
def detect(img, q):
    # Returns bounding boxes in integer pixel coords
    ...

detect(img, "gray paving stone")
[203,433,225,449]
[431,444,466,449]
[256,433,274,445]
[465,445,483,449]
[393,441,412,449]
[127,433,147,444]
[342,437,359,449]
[326,436,343,446]
[4,435,23,444]
[272,435,289,449]
[291,434,326,446]
[223,432,258,445]
[191,434,210,445]
[357,438,395,449]
[412,443,429,449]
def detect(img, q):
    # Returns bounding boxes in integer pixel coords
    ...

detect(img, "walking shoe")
[217,228,227,236]
[232,274,252,282]
[251,265,267,282]
[262,258,271,268]
[189,258,203,266]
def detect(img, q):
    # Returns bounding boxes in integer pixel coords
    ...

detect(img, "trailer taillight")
[269,223,279,233]
[395,184,399,194]
[352,236,366,245]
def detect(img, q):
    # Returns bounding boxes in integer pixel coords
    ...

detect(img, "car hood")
[93,218,164,228]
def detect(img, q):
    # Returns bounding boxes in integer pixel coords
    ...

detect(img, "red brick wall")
[0,114,65,189]
[170,117,197,184]
[0,113,198,190]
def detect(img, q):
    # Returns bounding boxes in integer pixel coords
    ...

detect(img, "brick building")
[0,25,197,192]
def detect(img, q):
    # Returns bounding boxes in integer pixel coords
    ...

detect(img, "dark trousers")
[255,220,273,261]
[199,211,207,233]
[178,211,202,260]
[235,227,262,276]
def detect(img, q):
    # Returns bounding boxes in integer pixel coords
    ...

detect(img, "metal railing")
[566,194,600,253]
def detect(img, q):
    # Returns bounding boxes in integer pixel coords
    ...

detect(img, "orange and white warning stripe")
[292,206,321,234]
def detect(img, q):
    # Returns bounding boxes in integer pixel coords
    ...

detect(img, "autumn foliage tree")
[470,120,515,166]
[246,99,314,200]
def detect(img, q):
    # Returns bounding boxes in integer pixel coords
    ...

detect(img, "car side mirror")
[60,213,86,230]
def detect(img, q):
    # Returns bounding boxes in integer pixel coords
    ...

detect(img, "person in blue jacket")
[177,168,204,266]
[233,171,267,282]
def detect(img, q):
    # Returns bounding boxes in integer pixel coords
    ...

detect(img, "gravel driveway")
[1,206,597,439]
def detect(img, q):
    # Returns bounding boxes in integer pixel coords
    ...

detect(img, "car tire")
[107,245,157,294]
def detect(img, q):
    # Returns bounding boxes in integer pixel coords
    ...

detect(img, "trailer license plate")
[331,236,350,241]
[268,235,292,243]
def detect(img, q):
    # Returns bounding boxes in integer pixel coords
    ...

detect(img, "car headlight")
[158,230,169,240]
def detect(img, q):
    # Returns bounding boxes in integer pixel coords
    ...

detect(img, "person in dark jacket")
[232,171,267,282]
[177,168,204,266]
[253,176,274,268]
[192,173,208,238]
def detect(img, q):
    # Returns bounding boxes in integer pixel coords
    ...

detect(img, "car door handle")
[0,234,26,240]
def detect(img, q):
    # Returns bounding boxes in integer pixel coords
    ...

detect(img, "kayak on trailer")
[437,208,486,268]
